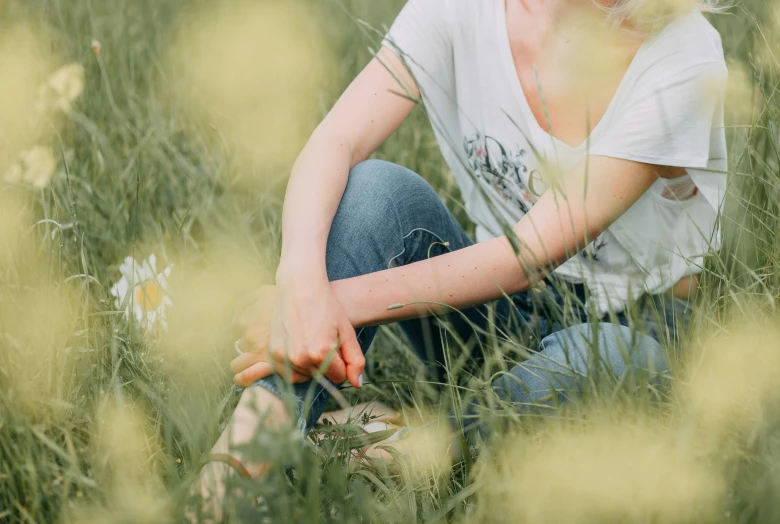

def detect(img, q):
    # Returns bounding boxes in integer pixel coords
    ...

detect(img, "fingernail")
[358,374,364,388]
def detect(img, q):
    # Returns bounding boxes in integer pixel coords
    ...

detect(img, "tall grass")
[1,0,780,522]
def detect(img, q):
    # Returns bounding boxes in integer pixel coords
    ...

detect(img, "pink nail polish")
[358,374,364,388]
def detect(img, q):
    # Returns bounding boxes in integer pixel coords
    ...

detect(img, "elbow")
[309,122,359,167]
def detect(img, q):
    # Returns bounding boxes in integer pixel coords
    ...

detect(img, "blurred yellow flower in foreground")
[161,244,272,368]
[110,254,173,331]
[396,419,454,487]
[0,281,80,420]
[680,317,780,444]
[0,192,29,260]
[67,401,171,523]
[155,243,273,444]
[471,416,725,524]
[3,145,58,188]
[170,0,336,179]
[0,23,51,172]
[38,63,85,113]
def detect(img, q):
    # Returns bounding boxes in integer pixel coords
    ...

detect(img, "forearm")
[277,51,416,282]
[332,235,537,328]
[277,127,353,281]
[332,156,661,329]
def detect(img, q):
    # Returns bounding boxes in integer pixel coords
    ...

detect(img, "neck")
[517,0,559,15]
[513,0,595,28]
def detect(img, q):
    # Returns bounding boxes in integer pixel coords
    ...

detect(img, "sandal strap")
[209,453,252,479]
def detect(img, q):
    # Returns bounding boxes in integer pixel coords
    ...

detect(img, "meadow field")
[3,0,780,522]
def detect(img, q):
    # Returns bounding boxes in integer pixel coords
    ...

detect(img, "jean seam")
[386,227,450,268]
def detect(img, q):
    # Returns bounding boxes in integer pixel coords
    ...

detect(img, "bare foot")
[190,387,288,523]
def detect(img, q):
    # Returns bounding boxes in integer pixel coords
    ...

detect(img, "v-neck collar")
[495,0,649,151]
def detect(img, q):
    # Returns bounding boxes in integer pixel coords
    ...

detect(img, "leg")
[193,387,291,522]
[458,322,670,442]
[213,160,483,454]
[249,159,482,429]
[495,322,669,407]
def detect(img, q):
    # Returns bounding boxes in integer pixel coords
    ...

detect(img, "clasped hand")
[230,281,365,390]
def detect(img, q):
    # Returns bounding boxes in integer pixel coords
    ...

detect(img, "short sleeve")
[590,60,728,170]
[382,0,454,99]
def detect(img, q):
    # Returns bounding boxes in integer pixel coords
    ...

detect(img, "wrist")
[275,258,327,286]
[331,277,371,329]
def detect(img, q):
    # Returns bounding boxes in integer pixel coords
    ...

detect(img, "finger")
[230,351,268,374]
[338,319,365,388]
[322,351,347,385]
[234,362,275,387]
[234,363,310,387]
[306,339,347,384]
[265,343,314,379]
[267,359,312,384]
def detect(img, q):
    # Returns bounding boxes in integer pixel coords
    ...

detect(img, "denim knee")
[492,323,670,410]
[326,160,458,281]
[334,160,442,230]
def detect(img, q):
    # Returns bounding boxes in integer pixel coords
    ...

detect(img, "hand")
[231,275,365,389]
[230,285,308,385]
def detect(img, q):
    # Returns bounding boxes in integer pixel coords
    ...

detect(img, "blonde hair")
[599,0,727,36]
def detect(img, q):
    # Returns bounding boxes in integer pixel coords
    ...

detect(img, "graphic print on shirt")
[463,132,535,214]
[464,132,608,262]
[579,235,608,262]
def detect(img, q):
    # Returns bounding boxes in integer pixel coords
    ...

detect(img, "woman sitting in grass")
[203,0,727,496]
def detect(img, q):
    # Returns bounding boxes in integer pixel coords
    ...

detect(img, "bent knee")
[345,160,436,208]
[328,160,439,247]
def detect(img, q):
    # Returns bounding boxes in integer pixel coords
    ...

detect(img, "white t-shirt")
[383,0,728,314]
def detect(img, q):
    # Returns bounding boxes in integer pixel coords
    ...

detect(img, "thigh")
[491,322,670,413]
[399,277,583,385]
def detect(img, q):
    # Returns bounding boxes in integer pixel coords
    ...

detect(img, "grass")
[2,0,780,522]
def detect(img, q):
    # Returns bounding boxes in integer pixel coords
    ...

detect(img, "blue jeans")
[253,160,690,438]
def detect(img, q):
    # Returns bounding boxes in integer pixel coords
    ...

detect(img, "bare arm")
[333,156,662,328]
[252,49,420,388]
[234,153,664,386]
[277,48,418,280]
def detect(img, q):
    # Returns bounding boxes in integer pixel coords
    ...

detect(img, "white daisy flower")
[110,254,173,331]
